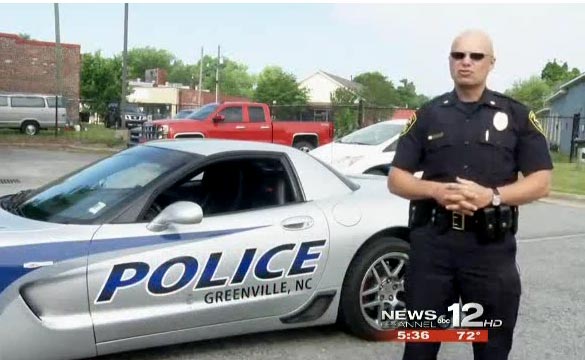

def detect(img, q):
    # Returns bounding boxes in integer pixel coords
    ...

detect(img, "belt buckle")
[452,212,465,231]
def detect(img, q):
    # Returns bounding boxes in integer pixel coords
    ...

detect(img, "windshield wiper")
[3,189,33,215]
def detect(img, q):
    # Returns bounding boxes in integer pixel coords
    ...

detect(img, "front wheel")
[20,121,40,136]
[340,237,409,340]
[293,141,315,152]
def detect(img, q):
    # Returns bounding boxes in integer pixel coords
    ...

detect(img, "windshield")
[187,104,219,120]
[16,146,195,224]
[124,104,142,113]
[174,110,194,119]
[339,122,405,145]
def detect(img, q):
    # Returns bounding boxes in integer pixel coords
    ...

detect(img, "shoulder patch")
[401,112,417,136]
[528,111,545,135]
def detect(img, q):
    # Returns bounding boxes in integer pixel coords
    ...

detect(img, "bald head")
[451,30,494,57]
[449,29,496,91]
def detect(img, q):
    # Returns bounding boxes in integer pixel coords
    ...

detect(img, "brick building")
[0,32,81,121]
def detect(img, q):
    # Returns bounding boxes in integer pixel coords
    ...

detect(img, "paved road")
[1,148,584,360]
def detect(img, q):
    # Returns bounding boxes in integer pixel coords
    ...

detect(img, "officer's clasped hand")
[433,177,493,216]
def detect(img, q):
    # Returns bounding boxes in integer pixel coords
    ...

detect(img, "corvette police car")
[0,139,410,360]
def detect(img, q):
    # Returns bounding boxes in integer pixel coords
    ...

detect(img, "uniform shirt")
[391,89,553,189]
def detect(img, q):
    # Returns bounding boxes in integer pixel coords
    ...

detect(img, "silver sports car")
[0,139,410,360]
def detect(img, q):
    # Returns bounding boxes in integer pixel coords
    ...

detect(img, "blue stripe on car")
[0,225,267,297]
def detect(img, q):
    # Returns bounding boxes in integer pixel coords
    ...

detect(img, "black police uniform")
[391,89,553,360]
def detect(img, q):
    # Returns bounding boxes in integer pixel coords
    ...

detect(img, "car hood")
[0,207,61,233]
[311,141,384,171]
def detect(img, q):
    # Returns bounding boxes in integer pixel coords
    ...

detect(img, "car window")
[188,104,218,120]
[219,106,243,123]
[11,96,46,108]
[339,122,405,145]
[16,146,194,224]
[144,157,298,220]
[46,96,66,108]
[249,106,266,123]
[0,96,7,107]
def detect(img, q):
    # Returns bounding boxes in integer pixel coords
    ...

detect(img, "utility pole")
[198,46,203,107]
[215,45,220,103]
[54,3,62,137]
[121,3,129,128]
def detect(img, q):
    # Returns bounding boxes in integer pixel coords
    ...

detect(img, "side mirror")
[147,201,203,232]
[212,114,225,123]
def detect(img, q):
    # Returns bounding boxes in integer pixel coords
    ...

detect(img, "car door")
[244,105,272,142]
[0,95,10,126]
[87,168,330,343]
[207,105,249,140]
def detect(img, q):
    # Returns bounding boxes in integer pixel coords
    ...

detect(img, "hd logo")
[96,240,326,303]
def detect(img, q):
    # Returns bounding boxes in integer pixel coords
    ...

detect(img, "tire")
[339,236,410,340]
[20,121,40,136]
[293,141,315,152]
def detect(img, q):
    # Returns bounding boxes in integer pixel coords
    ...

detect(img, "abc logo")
[436,315,451,329]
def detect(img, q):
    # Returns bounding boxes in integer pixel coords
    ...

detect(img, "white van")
[0,93,68,135]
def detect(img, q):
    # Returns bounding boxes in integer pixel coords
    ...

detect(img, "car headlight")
[157,125,169,139]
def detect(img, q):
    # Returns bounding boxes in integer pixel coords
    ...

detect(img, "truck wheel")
[339,237,409,340]
[21,121,40,136]
[293,141,315,152]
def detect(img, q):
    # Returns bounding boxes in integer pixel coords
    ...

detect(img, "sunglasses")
[450,52,489,61]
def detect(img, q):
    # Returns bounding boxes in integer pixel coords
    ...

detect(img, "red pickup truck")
[129,102,334,152]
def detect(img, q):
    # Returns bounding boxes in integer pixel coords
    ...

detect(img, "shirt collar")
[440,88,502,109]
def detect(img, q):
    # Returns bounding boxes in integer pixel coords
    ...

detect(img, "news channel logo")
[380,302,503,329]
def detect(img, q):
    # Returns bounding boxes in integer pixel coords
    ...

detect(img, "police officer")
[388,30,552,360]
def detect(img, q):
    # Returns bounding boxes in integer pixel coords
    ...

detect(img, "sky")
[1,3,585,97]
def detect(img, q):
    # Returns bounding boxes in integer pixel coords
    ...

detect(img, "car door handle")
[23,261,54,269]
[260,125,270,129]
[281,216,314,231]
[236,126,246,130]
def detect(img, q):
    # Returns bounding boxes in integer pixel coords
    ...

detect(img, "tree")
[541,60,581,89]
[396,78,428,109]
[353,72,399,106]
[505,76,551,110]
[167,60,197,87]
[127,47,176,80]
[18,33,31,40]
[80,52,123,117]
[330,87,359,137]
[254,66,308,105]
[190,55,255,97]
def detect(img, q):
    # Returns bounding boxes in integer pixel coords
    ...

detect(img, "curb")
[0,142,122,154]
[546,191,585,202]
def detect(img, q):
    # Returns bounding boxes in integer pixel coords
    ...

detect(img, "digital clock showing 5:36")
[392,330,488,342]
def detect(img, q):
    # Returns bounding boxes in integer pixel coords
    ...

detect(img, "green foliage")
[396,79,429,109]
[505,76,551,110]
[541,59,581,89]
[254,66,308,105]
[80,52,123,117]
[167,60,197,86]
[127,47,176,80]
[330,88,358,137]
[353,72,399,106]
[18,33,31,40]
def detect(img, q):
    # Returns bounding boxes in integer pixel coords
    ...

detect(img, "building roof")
[545,72,585,102]
[0,32,80,49]
[320,71,364,93]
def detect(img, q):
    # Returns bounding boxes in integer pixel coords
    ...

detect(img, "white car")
[310,120,407,176]
[0,139,411,359]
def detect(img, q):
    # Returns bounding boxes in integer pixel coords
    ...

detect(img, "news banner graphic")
[380,302,501,342]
